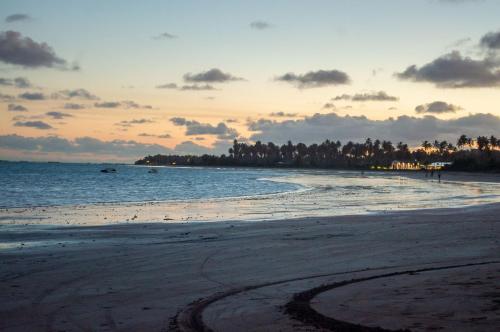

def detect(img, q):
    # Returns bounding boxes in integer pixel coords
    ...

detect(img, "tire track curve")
[170,261,499,332]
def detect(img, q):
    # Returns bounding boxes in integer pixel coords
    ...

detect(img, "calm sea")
[0,162,300,208]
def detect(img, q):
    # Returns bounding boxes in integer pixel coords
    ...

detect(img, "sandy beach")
[1,171,499,332]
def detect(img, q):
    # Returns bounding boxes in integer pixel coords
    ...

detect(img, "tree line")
[135,134,500,171]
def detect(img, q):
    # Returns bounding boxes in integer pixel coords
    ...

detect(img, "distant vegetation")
[135,134,500,172]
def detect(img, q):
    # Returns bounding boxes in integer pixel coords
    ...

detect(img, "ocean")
[0,161,300,208]
[1,161,500,224]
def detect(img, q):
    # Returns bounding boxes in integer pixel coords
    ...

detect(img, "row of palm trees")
[135,134,499,170]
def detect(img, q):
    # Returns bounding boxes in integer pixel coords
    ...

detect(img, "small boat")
[100,168,117,173]
[148,168,158,173]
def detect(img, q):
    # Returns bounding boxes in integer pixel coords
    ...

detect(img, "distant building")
[391,161,421,170]
[427,162,453,170]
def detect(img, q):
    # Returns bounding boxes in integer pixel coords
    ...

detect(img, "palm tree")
[421,140,432,152]
[476,136,489,151]
[457,135,469,150]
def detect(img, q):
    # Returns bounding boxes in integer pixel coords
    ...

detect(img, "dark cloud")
[18,91,45,100]
[248,112,500,146]
[63,103,86,110]
[138,133,172,139]
[275,69,350,88]
[0,134,173,160]
[333,91,399,102]
[122,100,153,109]
[156,83,216,91]
[153,32,177,40]
[0,77,32,88]
[115,118,155,127]
[14,120,52,130]
[5,14,31,23]
[396,51,500,88]
[8,103,27,112]
[415,101,463,114]
[170,117,239,139]
[46,111,73,119]
[94,100,152,109]
[269,111,298,117]
[250,20,272,30]
[52,89,99,100]
[0,93,15,101]
[322,103,336,109]
[480,30,500,50]
[0,31,75,69]
[183,68,244,83]
[180,84,216,91]
[94,101,121,108]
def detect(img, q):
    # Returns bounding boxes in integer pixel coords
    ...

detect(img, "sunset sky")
[1,0,499,162]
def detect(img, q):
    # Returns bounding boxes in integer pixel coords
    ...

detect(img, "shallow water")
[1,164,499,227]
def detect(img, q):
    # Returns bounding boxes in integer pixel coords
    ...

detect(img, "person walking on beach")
[438,171,441,183]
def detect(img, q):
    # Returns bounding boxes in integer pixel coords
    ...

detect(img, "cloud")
[93,101,152,109]
[18,91,45,100]
[0,77,32,88]
[63,103,86,110]
[8,103,27,112]
[156,83,178,89]
[0,134,173,161]
[153,32,177,40]
[156,82,216,91]
[0,31,76,69]
[5,14,31,23]
[269,111,298,117]
[415,101,463,114]
[396,50,500,88]
[173,140,230,156]
[115,118,155,127]
[94,101,121,108]
[183,68,244,83]
[322,103,336,109]
[275,69,350,88]
[448,37,471,48]
[0,92,15,101]
[46,111,73,119]
[122,100,153,109]
[138,133,172,139]
[333,91,399,102]
[52,89,99,100]
[14,120,52,130]
[170,117,239,139]
[247,112,500,146]
[180,84,216,91]
[480,30,500,50]
[250,20,272,30]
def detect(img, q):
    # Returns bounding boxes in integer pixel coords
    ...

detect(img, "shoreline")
[1,170,499,231]
[1,202,499,331]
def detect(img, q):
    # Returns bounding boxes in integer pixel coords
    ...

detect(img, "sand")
[1,196,500,331]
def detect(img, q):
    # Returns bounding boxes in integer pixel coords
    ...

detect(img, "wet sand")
[1,200,500,331]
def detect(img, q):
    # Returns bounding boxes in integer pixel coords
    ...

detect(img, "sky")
[0,0,499,162]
